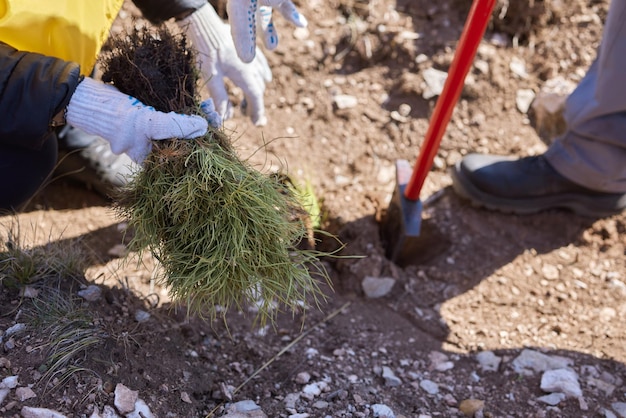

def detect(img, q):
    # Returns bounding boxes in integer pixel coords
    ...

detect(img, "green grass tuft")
[115,135,333,326]
[27,288,105,393]
[0,225,86,288]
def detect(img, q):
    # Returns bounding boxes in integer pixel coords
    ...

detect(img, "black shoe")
[450,153,626,217]
[56,125,139,197]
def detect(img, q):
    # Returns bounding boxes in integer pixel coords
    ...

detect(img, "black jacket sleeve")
[0,42,81,149]
[131,0,208,24]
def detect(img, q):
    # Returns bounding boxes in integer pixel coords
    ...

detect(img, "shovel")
[381,0,496,266]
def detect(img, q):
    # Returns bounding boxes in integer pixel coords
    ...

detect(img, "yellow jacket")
[0,0,124,75]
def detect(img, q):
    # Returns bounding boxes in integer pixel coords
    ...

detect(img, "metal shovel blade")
[381,160,448,267]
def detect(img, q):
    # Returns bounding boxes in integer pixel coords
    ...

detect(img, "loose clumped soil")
[1,0,624,417]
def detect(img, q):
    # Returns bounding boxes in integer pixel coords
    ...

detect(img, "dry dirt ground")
[1,0,625,417]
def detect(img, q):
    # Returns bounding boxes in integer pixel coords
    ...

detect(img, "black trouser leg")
[0,135,58,212]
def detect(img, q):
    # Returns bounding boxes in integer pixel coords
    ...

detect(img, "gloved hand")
[227,0,308,63]
[179,3,272,126]
[66,77,208,163]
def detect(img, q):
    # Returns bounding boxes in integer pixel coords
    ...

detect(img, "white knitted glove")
[227,0,308,63]
[66,77,208,163]
[180,3,272,126]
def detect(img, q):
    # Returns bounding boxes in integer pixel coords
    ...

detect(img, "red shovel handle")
[404,0,497,201]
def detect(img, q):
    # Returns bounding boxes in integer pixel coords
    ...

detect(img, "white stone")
[15,386,36,401]
[295,372,311,384]
[422,67,448,99]
[540,368,582,398]
[612,402,626,418]
[362,276,396,298]
[78,285,102,302]
[382,366,402,387]
[0,375,18,389]
[371,403,395,418]
[127,399,155,418]
[537,392,566,406]
[419,379,439,395]
[134,310,151,323]
[509,56,529,79]
[20,407,67,418]
[512,349,572,375]
[332,94,358,109]
[114,384,138,414]
[475,351,501,372]
[4,323,26,337]
[516,89,535,113]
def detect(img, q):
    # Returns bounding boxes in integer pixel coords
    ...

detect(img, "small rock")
[540,368,582,398]
[371,403,395,418]
[382,366,402,387]
[0,375,16,406]
[4,338,15,351]
[422,67,448,99]
[516,89,535,113]
[419,379,439,395]
[512,349,572,375]
[313,400,328,409]
[428,351,450,370]
[127,399,155,418]
[114,384,138,414]
[362,277,395,298]
[475,351,501,372]
[588,376,616,396]
[232,400,262,412]
[332,94,358,110]
[397,103,411,117]
[78,285,102,302]
[459,399,485,417]
[181,391,193,404]
[435,361,454,372]
[301,381,328,399]
[284,393,299,409]
[509,56,528,79]
[0,375,18,389]
[443,393,458,406]
[295,372,311,384]
[390,111,408,123]
[15,386,36,401]
[224,400,267,418]
[611,402,626,418]
[21,406,67,418]
[96,405,119,418]
[537,392,566,406]
[134,310,150,323]
[541,263,560,280]
[4,323,26,337]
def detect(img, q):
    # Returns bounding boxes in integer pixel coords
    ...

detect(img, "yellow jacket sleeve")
[0,0,124,75]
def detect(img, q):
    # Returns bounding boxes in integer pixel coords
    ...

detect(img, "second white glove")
[227,0,308,63]
[66,77,208,163]
[179,3,272,126]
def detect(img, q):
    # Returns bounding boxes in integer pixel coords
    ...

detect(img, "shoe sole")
[450,162,624,218]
